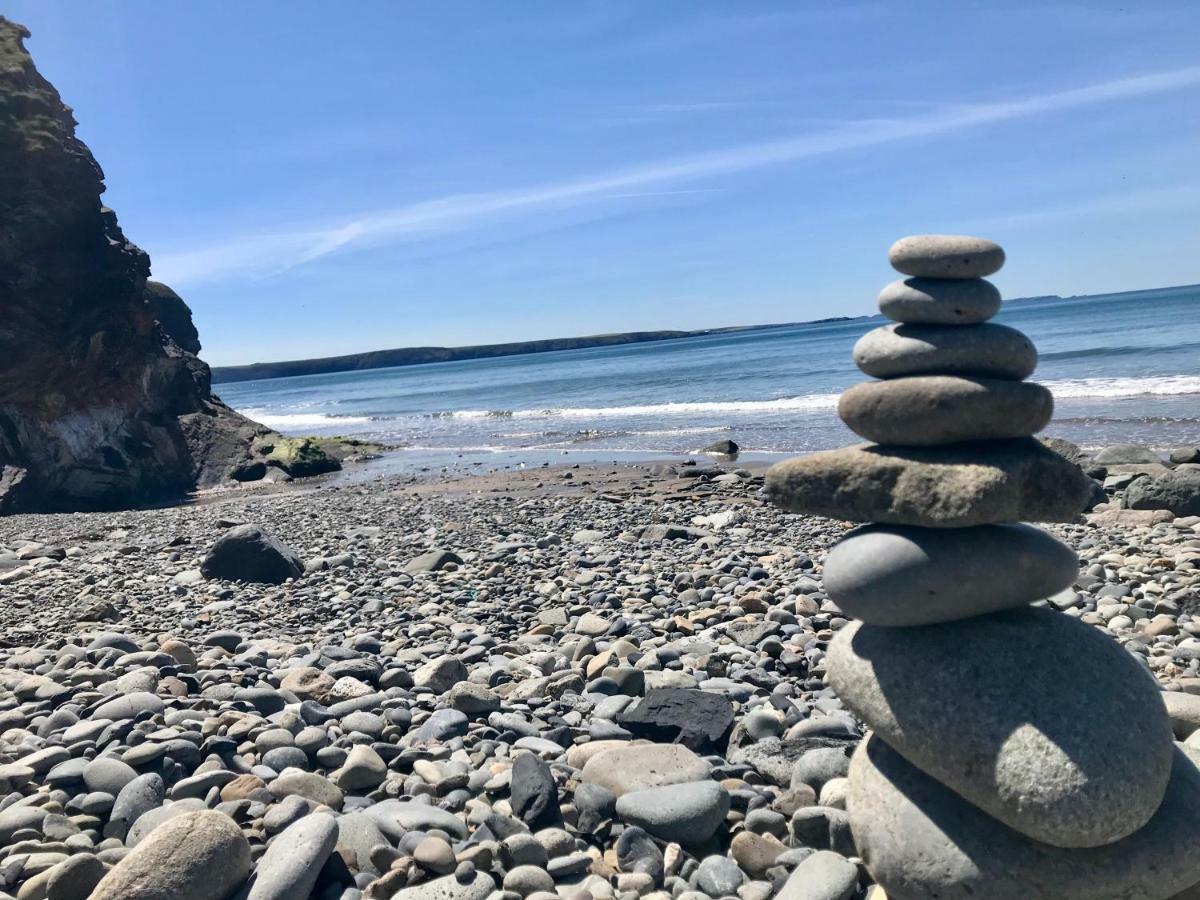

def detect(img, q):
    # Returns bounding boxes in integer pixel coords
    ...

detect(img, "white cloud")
[154,65,1200,287]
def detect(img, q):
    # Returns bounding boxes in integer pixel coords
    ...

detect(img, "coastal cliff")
[0,17,266,512]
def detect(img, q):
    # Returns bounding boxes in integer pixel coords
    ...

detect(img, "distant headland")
[210,284,1199,384]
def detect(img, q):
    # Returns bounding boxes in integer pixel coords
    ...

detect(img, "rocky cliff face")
[0,17,266,513]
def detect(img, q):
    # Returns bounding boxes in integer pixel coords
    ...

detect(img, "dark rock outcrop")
[0,18,267,513]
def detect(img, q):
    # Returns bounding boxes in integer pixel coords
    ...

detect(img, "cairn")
[766,235,1200,899]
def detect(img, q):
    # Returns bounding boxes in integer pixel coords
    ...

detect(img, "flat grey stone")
[581,743,712,797]
[695,855,745,896]
[45,852,108,900]
[838,376,1053,446]
[126,798,208,846]
[888,234,1005,278]
[334,812,389,875]
[83,757,139,796]
[91,692,164,721]
[268,769,343,809]
[878,277,1001,325]
[829,607,1173,847]
[823,523,1078,626]
[1094,443,1162,464]
[404,549,462,574]
[614,780,730,844]
[246,812,337,900]
[853,323,1036,380]
[775,850,858,900]
[91,809,251,900]
[105,773,164,841]
[391,870,494,900]
[765,439,1093,527]
[363,799,468,840]
[850,736,1200,900]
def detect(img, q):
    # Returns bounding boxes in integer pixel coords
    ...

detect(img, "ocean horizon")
[217,283,1200,471]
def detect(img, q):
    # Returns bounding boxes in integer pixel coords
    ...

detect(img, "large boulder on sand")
[201,525,303,584]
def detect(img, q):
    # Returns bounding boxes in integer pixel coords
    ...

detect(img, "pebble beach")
[0,450,1198,900]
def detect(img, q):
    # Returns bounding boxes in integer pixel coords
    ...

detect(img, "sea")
[217,285,1200,474]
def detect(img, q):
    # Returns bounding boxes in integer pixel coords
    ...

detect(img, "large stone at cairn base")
[849,736,1200,900]
[765,439,1093,527]
[823,523,1078,626]
[829,607,1173,847]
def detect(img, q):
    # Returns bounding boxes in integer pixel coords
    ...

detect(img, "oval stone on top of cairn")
[764,235,1200,899]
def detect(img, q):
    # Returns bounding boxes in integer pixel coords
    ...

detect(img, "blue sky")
[8,2,1200,366]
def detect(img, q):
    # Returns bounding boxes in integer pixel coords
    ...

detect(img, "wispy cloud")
[154,66,1200,287]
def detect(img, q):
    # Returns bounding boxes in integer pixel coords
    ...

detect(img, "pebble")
[0,434,1195,900]
[581,743,712,796]
[850,736,1200,899]
[614,780,731,843]
[830,607,1173,847]
[853,322,1036,380]
[90,809,251,900]
[246,813,337,900]
[822,523,1079,626]
[838,376,1053,446]
[887,234,1005,278]
[878,277,1002,325]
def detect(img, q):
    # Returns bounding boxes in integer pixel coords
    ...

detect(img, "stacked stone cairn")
[766,235,1200,900]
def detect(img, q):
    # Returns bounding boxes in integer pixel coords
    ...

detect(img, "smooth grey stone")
[581,743,711,796]
[573,782,616,833]
[45,852,108,900]
[853,323,1036,380]
[269,769,343,809]
[91,810,251,900]
[888,234,1005,278]
[389,871,494,900]
[0,806,48,842]
[789,748,851,793]
[126,798,208,846]
[823,523,1078,626]
[404,549,462,575]
[408,709,468,743]
[829,607,1173,847]
[838,376,1053,446]
[765,439,1093,527]
[1126,469,1200,517]
[105,773,164,841]
[615,826,663,880]
[503,865,554,896]
[774,850,857,900]
[729,736,858,788]
[694,855,745,896]
[879,277,1002,325]
[91,693,164,721]
[82,757,139,796]
[246,813,337,900]
[1093,443,1162,464]
[850,736,1200,900]
[263,795,314,834]
[614,780,730,844]
[334,813,389,875]
[363,800,468,840]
